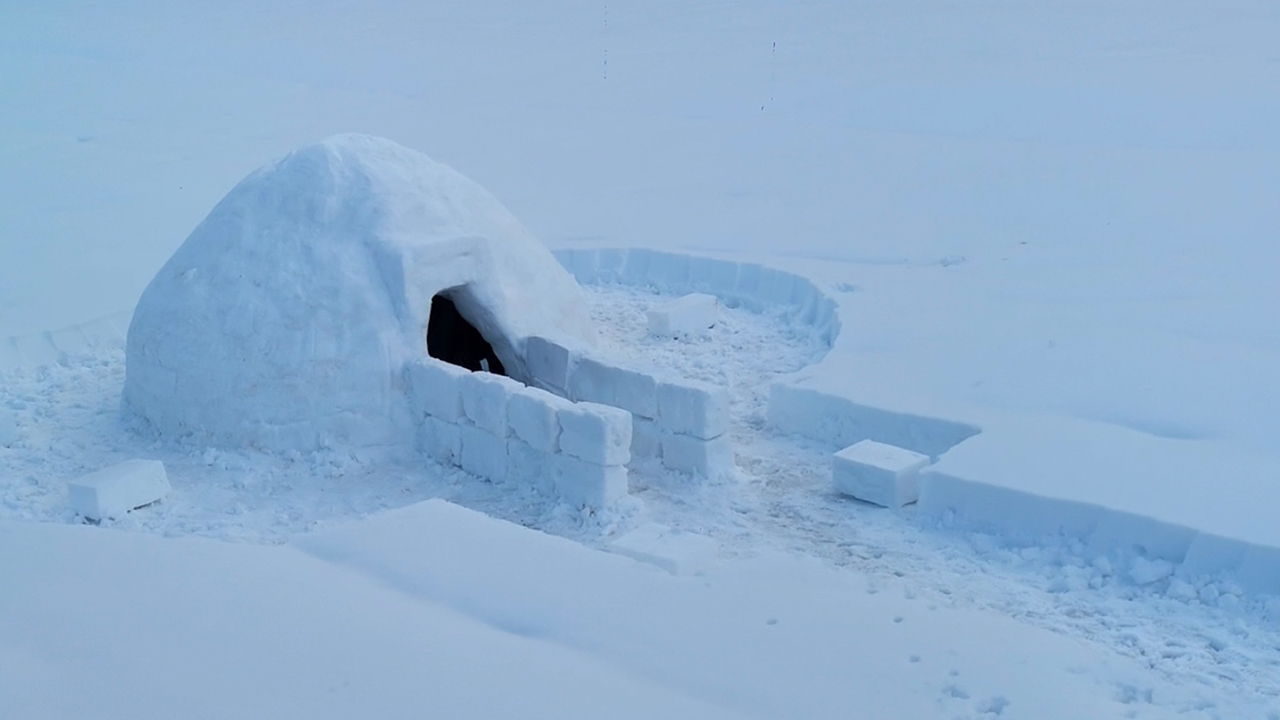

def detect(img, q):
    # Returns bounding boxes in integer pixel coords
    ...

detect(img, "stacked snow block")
[525,338,734,479]
[405,358,631,508]
[832,439,930,508]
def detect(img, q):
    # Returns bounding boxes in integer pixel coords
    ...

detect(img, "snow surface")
[124,134,594,455]
[3,1,1280,717]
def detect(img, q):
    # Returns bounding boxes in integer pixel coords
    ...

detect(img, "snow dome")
[124,134,596,453]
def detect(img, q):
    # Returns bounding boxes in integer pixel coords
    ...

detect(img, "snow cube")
[657,379,730,440]
[553,454,629,507]
[458,424,507,483]
[68,459,171,521]
[661,434,734,478]
[0,407,18,447]
[646,293,718,338]
[507,385,566,453]
[406,359,468,422]
[417,416,461,465]
[832,440,930,508]
[526,336,576,395]
[631,417,663,461]
[568,356,658,419]
[558,402,632,466]
[460,372,517,436]
[507,437,550,492]
[610,523,718,576]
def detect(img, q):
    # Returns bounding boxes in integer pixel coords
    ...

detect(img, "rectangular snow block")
[507,385,566,453]
[68,459,171,521]
[460,372,518,436]
[406,359,469,422]
[594,248,626,282]
[506,437,551,492]
[525,336,576,396]
[646,252,691,292]
[646,293,718,339]
[417,416,461,465]
[568,356,658,419]
[609,523,718,576]
[458,424,508,483]
[558,401,632,466]
[833,440,930,508]
[631,417,663,461]
[660,434,734,478]
[656,379,730,440]
[552,454,629,507]
[685,256,720,293]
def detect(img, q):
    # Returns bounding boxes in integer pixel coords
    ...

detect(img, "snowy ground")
[4,281,1280,717]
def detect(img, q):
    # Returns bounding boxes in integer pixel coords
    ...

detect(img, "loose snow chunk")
[833,440,929,508]
[553,454,628,507]
[407,359,469,422]
[417,416,461,465]
[646,293,718,339]
[661,434,734,478]
[610,523,718,576]
[568,356,658,419]
[460,372,518,436]
[0,407,17,447]
[657,379,730,440]
[558,402,632,466]
[459,424,507,483]
[68,459,171,521]
[507,385,566,453]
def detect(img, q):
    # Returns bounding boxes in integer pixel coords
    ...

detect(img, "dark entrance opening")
[426,294,506,375]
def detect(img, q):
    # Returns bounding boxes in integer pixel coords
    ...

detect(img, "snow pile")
[124,134,595,455]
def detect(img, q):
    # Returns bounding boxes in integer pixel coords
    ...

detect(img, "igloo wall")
[124,135,596,454]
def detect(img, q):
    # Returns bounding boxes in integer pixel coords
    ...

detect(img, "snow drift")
[124,134,595,453]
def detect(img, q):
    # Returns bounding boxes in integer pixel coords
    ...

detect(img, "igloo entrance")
[426,292,506,376]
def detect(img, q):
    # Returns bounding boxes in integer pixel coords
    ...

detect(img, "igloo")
[124,134,596,454]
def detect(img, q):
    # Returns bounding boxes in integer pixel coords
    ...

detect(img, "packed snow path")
[1,285,1279,717]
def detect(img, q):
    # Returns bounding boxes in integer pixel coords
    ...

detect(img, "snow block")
[568,356,658,419]
[417,416,461,465]
[832,440,929,508]
[609,523,718,576]
[507,437,550,492]
[661,433,734,478]
[507,385,566,453]
[553,454,629,507]
[460,372,516,436]
[458,424,507,483]
[647,293,718,339]
[68,459,171,521]
[558,402,632,466]
[619,249,654,287]
[406,359,469,422]
[645,252,691,293]
[631,418,663,461]
[656,379,730,440]
[0,408,18,447]
[525,336,576,396]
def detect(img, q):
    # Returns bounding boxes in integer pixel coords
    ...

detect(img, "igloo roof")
[124,134,596,453]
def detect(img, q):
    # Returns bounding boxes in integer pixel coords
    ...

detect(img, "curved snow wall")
[552,248,840,349]
[0,310,132,372]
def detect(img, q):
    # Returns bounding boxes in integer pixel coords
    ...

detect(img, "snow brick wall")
[526,336,734,480]
[406,358,631,508]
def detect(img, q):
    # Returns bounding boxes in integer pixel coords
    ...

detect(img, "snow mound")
[124,134,595,454]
